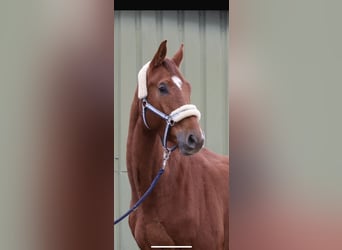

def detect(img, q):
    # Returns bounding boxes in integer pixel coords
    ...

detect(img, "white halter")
[137,61,201,151]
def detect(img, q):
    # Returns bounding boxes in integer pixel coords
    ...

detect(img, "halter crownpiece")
[138,61,150,99]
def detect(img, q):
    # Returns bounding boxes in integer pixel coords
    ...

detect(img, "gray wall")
[114,10,228,249]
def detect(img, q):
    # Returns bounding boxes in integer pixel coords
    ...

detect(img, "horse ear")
[172,43,184,67]
[150,40,167,68]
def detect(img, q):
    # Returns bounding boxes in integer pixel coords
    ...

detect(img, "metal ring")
[142,99,148,107]
[169,119,175,126]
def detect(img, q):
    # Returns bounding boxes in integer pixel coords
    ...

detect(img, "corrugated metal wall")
[114,10,228,250]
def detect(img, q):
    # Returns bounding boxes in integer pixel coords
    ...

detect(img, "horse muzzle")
[177,130,205,155]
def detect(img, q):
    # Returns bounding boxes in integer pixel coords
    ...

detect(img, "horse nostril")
[187,134,198,149]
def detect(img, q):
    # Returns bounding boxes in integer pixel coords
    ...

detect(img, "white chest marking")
[171,76,183,90]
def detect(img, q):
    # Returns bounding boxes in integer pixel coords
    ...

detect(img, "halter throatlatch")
[138,61,201,151]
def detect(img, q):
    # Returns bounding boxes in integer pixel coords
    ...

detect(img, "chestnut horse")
[126,40,229,249]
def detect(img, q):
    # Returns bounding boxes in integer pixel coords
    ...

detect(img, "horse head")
[138,40,205,155]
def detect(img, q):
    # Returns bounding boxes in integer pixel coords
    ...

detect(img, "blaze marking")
[171,76,183,90]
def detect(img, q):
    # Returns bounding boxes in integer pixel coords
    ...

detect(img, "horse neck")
[126,95,164,198]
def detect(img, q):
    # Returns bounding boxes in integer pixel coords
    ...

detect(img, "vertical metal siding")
[114,11,228,250]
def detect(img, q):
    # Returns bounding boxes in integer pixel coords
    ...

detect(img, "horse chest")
[133,210,224,250]
[131,187,225,249]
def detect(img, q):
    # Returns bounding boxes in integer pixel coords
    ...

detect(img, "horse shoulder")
[200,148,229,176]
[198,148,229,208]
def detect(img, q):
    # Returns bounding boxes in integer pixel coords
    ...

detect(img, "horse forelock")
[162,58,179,76]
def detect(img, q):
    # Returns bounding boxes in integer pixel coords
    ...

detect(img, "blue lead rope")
[113,168,165,225]
[114,150,171,225]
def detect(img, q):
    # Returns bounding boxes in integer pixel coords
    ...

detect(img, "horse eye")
[158,83,169,95]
